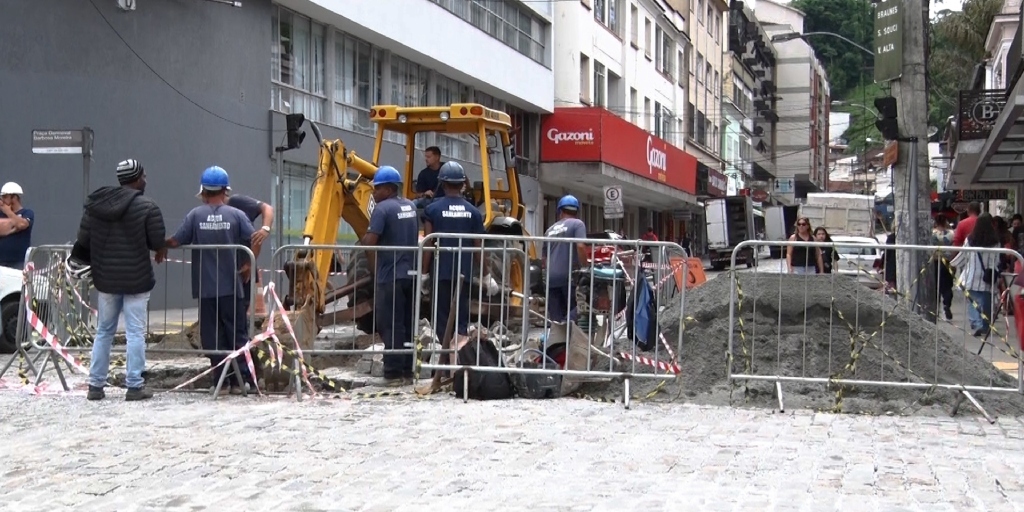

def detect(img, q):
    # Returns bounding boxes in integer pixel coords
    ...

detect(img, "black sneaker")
[87,386,105,401]
[944,307,953,320]
[125,387,154,401]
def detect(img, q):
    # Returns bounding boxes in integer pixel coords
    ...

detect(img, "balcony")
[947,6,1024,187]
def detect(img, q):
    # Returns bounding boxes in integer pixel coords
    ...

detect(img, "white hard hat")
[0,182,23,196]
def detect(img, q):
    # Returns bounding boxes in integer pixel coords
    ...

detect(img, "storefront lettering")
[546,128,595,145]
[709,173,727,192]
[646,136,667,174]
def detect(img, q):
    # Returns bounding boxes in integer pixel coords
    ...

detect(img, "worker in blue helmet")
[422,161,486,346]
[166,165,256,396]
[361,165,419,386]
[543,194,588,322]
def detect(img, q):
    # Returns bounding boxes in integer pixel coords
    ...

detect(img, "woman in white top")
[950,212,1001,338]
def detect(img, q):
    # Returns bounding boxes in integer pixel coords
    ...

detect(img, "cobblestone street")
[2,390,1024,512]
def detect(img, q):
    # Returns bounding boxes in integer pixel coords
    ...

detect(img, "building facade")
[545,0,725,244]
[755,0,829,203]
[0,0,553,307]
[686,0,729,177]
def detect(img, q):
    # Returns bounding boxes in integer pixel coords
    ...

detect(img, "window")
[428,0,549,66]
[697,0,704,23]
[630,4,639,46]
[607,71,622,112]
[580,54,591,103]
[593,61,607,108]
[658,30,674,77]
[688,102,695,138]
[644,97,652,130]
[713,13,720,42]
[696,110,706,145]
[436,74,474,162]
[629,88,638,124]
[654,101,662,137]
[389,56,428,146]
[272,6,326,122]
[713,70,720,97]
[644,18,652,58]
[655,27,664,69]
[661,106,673,143]
[705,63,713,92]
[595,0,621,35]
[706,7,713,33]
[677,49,686,85]
[335,33,383,135]
[696,53,704,83]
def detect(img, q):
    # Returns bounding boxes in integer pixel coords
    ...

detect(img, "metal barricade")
[0,244,257,398]
[727,239,1024,421]
[413,233,692,408]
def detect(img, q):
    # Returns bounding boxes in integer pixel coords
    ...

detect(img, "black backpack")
[453,338,515,400]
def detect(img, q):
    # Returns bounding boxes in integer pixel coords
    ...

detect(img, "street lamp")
[831,100,881,120]
[770,32,874,57]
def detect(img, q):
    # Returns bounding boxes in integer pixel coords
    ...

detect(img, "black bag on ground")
[453,338,515,400]
[510,351,563,399]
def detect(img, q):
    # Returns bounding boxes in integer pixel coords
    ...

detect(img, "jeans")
[967,290,993,332]
[89,291,150,389]
[199,295,250,386]
[376,279,415,378]
[434,278,471,343]
[792,266,815,275]
[546,283,577,323]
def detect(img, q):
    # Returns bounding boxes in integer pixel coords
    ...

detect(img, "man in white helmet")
[0,182,33,269]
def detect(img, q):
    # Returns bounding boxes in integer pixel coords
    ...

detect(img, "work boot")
[944,307,953,320]
[125,387,154,401]
[381,376,410,387]
[87,386,105,401]
[230,385,244,396]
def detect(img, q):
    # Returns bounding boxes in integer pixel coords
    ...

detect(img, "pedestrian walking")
[422,161,485,345]
[165,166,255,395]
[0,182,34,269]
[931,215,955,320]
[813,227,837,274]
[81,159,166,401]
[361,166,419,386]
[543,195,588,322]
[786,217,822,274]
[951,212,1001,339]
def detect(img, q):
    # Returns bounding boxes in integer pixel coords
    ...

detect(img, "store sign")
[707,168,728,197]
[540,108,697,195]
[954,189,1009,202]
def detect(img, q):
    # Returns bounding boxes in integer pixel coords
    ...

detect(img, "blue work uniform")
[367,195,419,379]
[226,194,265,306]
[544,217,586,322]
[424,196,486,343]
[414,165,444,209]
[171,203,255,386]
[0,208,34,269]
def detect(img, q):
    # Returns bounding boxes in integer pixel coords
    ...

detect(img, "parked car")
[0,265,30,354]
[831,235,884,289]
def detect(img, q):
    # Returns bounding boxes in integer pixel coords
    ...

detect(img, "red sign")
[751,189,769,202]
[540,107,697,195]
[707,167,728,197]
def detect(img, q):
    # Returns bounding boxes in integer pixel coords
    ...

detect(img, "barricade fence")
[728,240,1024,421]
[0,236,699,405]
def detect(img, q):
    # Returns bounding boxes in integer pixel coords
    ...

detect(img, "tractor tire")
[346,250,376,335]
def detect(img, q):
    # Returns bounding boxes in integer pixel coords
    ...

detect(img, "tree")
[790,0,874,99]
[928,0,1001,128]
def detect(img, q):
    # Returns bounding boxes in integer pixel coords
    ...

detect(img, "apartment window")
[677,50,686,85]
[580,54,591,103]
[706,7,713,34]
[687,47,693,77]
[428,0,549,66]
[713,70,720,97]
[658,31,674,77]
[644,18,653,58]
[697,0,704,23]
[271,6,326,122]
[593,61,607,108]
[608,71,622,113]
[696,110,706,145]
[595,0,621,35]
[629,88,638,124]
[713,13,720,42]
[335,33,383,135]
[644,97,652,130]
[696,53,704,83]
[436,74,474,162]
[705,63,713,91]
[391,57,427,108]
[630,4,639,46]
[662,107,673,144]
[688,102,695,138]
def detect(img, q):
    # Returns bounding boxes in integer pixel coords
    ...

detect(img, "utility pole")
[887,0,935,320]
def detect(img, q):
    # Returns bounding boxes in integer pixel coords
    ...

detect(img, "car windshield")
[835,241,877,256]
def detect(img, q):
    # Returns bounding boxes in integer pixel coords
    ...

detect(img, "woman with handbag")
[951,213,1001,339]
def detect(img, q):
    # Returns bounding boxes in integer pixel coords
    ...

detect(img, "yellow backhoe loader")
[284,103,539,336]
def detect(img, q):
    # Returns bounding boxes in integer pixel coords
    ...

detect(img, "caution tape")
[21,264,87,374]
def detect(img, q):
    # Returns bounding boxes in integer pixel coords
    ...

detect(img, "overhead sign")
[882,140,898,167]
[32,129,85,154]
[874,0,903,83]
[774,178,794,194]
[955,189,1009,202]
[603,185,624,219]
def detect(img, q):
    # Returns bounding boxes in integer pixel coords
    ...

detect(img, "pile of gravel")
[578,273,1024,417]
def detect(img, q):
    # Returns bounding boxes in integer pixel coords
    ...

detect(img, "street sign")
[774,178,794,194]
[955,189,1009,202]
[603,185,624,219]
[751,189,769,203]
[32,129,85,154]
[874,0,903,83]
[882,140,898,167]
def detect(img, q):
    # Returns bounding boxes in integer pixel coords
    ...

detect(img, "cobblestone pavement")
[3,390,1024,512]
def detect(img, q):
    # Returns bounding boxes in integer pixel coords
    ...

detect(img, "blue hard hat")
[557,194,580,212]
[200,166,230,190]
[438,161,467,183]
[372,166,402,187]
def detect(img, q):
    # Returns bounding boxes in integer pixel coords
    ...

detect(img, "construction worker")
[544,195,588,322]
[422,161,485,344]
[0,182,34,269]
[360,165,419,385]
[165,166,255,395]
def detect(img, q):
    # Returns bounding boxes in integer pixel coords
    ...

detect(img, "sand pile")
[578,273,1024,417]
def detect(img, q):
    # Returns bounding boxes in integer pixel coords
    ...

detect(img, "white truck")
[798,193,876,238]
[764,205,800,259]
[705,195,757,271]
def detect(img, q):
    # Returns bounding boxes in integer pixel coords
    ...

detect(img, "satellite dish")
[927,126,939,137]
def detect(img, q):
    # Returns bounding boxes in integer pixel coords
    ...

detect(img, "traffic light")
[874,97,900,141]
[286,113,306,150]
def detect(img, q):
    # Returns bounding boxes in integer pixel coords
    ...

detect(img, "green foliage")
[929,0,1002,128]
[790,0,874,99]
[834,82,886,154]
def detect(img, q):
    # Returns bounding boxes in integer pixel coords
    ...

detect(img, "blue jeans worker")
[543,195,588,323]
[166,166,255,395]
[79,158,167,401]
[362,165,420,386]
[422,162,486,343]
